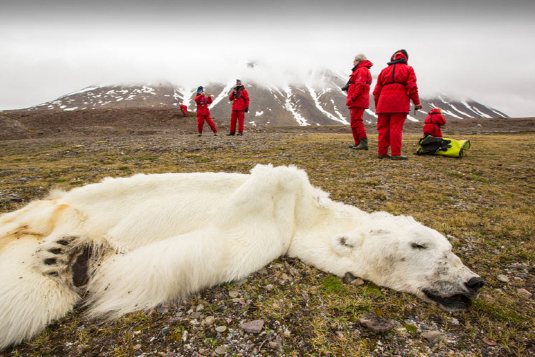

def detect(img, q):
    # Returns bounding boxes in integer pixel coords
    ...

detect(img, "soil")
[1,108,534,357]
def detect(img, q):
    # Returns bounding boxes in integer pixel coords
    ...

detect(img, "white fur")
[0,164,481,350]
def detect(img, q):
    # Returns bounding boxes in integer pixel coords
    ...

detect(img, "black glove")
[245,107,249,113]
[341,85,349,92]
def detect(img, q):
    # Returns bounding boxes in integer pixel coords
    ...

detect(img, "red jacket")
[346,60,373,109]
[194,94,212,116]
[423,108,446,137]
[229,87,250,111]
[373,52,421,114]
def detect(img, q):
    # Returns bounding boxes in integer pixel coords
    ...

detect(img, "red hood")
[357,60,373,69]
[390,52,408,62]
[428,108,442,115]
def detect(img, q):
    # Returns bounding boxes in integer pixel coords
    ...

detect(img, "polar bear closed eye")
[0,164,483,350]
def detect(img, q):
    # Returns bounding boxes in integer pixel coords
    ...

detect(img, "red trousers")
[377,113,407,156]
[197,114,217,134]
[350,107,367,145]
[230,110,245,134]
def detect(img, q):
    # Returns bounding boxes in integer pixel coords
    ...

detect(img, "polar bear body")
[0,164,483,350]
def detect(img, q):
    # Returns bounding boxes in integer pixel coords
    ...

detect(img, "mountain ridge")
[10,72,508,126]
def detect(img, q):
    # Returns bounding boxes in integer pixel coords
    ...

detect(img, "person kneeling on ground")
[423,108,446,138]
[344,54,373,151]
[195,86,218,137]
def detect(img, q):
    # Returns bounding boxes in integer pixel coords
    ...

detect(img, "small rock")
[497,274,509,283]
[517,288,532,298]
[133,344,142,350]
[234,278,248,286]
[158,308,169,314]
[215,326,227,333]
[196,304,204,312]
[241,319,264,334]
[342,272,356,284]
[482,338,498,346]
[229,291,239,298]
[450,318,460,325]
[421,330,446,346]
[269,341,281,350]
[161,327,170,336]
[351,278,365,286]
[283,328,291,337]
[204,316,215,325]
[359,313,394,333]
[215,346,227,355]
[265,284,274,291]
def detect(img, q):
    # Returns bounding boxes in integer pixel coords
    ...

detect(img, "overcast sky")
[1,0,534,117]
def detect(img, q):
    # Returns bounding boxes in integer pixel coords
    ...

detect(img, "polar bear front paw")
[36,236,79,278]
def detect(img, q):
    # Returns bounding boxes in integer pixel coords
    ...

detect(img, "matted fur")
[0,164,482,350]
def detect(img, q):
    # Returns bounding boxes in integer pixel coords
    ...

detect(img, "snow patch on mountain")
[306,86,348,125]
[284,87,309,126]
[210,82,234,109]
[448,103,474,118]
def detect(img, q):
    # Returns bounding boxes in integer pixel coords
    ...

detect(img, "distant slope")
[19,74,508,126]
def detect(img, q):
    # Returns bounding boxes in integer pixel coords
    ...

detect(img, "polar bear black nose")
[465,277,485,292]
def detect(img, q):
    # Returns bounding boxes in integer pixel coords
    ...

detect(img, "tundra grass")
[0,132,534,356]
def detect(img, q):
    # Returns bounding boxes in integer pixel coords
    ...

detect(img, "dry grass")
[0,131,534,356]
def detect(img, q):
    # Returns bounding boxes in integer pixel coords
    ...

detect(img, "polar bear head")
[331,212,484,311]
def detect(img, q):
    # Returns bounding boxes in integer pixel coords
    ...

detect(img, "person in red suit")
[227,79,250,136]
[194,86,218,137]
[423,108,446,137]
[373,49,422,160]
[344,54,373,150]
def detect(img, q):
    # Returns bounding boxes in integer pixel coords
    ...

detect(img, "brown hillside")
[1,108,533,141]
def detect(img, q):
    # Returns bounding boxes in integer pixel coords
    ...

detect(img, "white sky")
[1,0,534,117]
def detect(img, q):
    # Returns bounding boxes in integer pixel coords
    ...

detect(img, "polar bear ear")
[331,234,362,256]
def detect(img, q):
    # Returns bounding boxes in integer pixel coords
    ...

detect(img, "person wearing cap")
[373,49,423,160]
[344,54,373,151]
[227,79,250,136]
[423,108,446,137]
[194,86,218,137]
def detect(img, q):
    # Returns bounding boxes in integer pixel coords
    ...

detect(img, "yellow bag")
[416,135,471,158]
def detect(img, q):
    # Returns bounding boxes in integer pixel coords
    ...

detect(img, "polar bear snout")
[464,276,485,294]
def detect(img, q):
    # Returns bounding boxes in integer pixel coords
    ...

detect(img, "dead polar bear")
[0,164,483,350]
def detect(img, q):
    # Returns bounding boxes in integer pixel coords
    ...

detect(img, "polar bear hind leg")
[0,199,97,350]
[0,235,82,350]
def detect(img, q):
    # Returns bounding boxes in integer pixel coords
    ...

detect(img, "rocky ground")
[0,109,534,357]
[1,108,534,141]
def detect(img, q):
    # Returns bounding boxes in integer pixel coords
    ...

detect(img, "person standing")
[227,79,250,136]
[423,108,446,137]
[344,54,373,150]
[194,86,218,137]
[373,49,422,160]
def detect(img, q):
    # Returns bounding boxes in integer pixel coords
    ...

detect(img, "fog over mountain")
[22,67,507,126]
